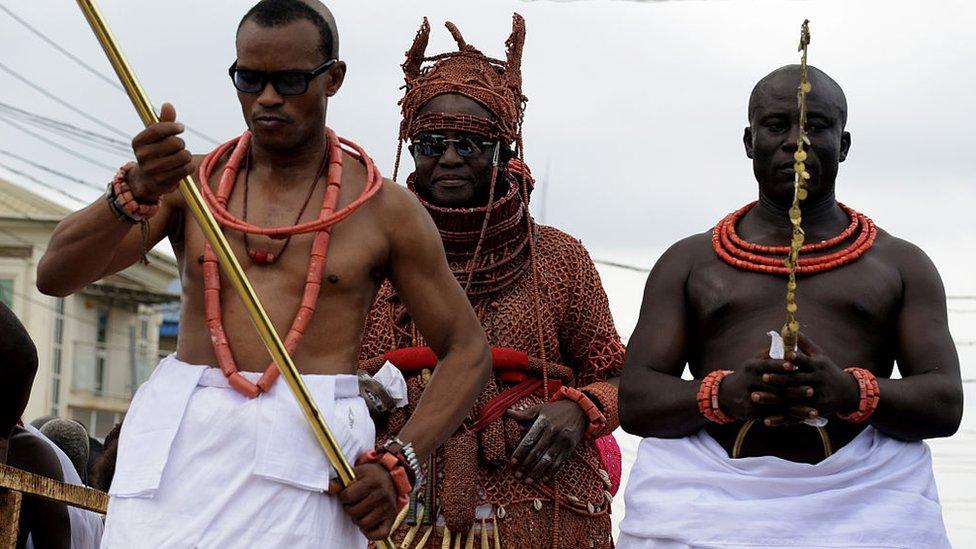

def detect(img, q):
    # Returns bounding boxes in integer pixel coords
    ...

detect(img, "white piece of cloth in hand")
[373,360,410,408]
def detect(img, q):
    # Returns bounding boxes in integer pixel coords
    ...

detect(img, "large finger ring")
[540,453,554,463]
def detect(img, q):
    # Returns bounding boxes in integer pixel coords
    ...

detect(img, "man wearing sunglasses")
[37,1,491,547]
[358,15,624,548]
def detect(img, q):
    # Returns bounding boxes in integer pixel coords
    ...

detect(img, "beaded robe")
[360,172,624,548]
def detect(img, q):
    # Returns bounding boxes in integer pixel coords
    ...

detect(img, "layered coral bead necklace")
[198,129,382,397]
[712,201,877,275]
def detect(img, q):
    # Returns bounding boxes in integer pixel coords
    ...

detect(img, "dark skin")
[411,93,621,482]
[36,7,491,541]
[0,303,70,548]
[619,65,963,464]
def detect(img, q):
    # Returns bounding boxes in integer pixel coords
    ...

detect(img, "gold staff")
[74,2,394,547]
[782,19,812,351]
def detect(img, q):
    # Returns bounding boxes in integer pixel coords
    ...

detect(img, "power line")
[0,226,35,247]
[594,258,650,273]
[0,108,132,158]
[0,60,130,139]
[0,5,219,146]
[0,101,131,153]
[0,3,123,91]
[0,162,92,207]
[0,115,117,172]
[0,149,104,193]
[9,287,156,342]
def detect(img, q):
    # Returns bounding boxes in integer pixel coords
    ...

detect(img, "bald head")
[239,0,339,59]
[748,65,847,128]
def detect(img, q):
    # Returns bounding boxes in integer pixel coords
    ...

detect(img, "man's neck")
[250,131,328,184]
[755,191,847,228]
[751,186,849,240]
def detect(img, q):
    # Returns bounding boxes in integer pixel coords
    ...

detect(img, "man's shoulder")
[658,230,716,268]
[536,224,588,254]
[368,178,426,220]
[7,427,64,480]
[534,225,612,276]
[868,227,942,281]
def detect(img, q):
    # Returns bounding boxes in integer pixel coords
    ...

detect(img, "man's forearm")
[37,199,137,296]
[620,370,707,438]
[871,374,963,441]
[395,343,491,461]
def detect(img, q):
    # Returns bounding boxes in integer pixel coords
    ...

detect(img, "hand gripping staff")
[75,1,394,546]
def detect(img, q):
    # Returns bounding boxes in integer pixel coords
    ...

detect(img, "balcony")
[70,340,155,400]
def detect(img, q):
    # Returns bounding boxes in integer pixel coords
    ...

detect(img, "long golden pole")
[75,3,394,546]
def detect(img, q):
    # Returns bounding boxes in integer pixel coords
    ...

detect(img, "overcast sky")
[1,0,974,326]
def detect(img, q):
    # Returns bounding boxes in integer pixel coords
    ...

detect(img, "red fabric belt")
[381,346,560,431]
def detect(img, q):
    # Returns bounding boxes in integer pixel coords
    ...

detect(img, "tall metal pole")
[74,3,393,547]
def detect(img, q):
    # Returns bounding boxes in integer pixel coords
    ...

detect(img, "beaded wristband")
[580,381,619,437]
[381,437,423,488]
[837,367,880,424]
[356,449,412,510]
[111,162,160,222]
[550,386,607,438]
[697,370,736,424]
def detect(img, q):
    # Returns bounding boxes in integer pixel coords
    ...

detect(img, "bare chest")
[687,252,903,372]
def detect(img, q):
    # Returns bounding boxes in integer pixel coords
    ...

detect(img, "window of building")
[0,278,13,308]
[95,307,109,394]
[50,298,65,416]
[70,406,123,440]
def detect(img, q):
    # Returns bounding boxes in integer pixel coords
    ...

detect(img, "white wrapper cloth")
[101,355,374,548]
[618,427,950,548]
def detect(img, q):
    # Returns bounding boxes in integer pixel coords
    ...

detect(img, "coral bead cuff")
[357,449,413,510]
[580,381,619,437]
[109,162,160,223]
[837,367,880,424]
[550,386,607,439]
[697,370,736,424]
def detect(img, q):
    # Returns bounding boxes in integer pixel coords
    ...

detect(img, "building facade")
[0,177,178,438]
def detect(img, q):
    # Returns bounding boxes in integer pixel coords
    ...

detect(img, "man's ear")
[839,130,852,163]
[324,61,347,97]
[743,126,754,159]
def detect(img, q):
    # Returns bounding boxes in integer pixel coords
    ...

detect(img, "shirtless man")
[617,65,962,548]
[37,1,490,547]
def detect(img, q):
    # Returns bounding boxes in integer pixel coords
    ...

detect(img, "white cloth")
[101,355,374,548]
[24,424,104,549]
[619,427,950,549]
[373,361,410,408]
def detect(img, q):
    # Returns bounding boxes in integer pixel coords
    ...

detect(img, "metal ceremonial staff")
[75,2,394,546]
[781,19,813,351]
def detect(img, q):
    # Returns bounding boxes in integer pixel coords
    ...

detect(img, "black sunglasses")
[412,133,496,159]
[228,59,337,96]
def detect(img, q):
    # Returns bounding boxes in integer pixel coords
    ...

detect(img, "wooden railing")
[0,463,107,548]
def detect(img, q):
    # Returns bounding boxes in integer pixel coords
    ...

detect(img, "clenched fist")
[129,102,193,202]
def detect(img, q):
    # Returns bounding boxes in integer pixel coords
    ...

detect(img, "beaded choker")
[408,168,532,297]
[712,201,877,275]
